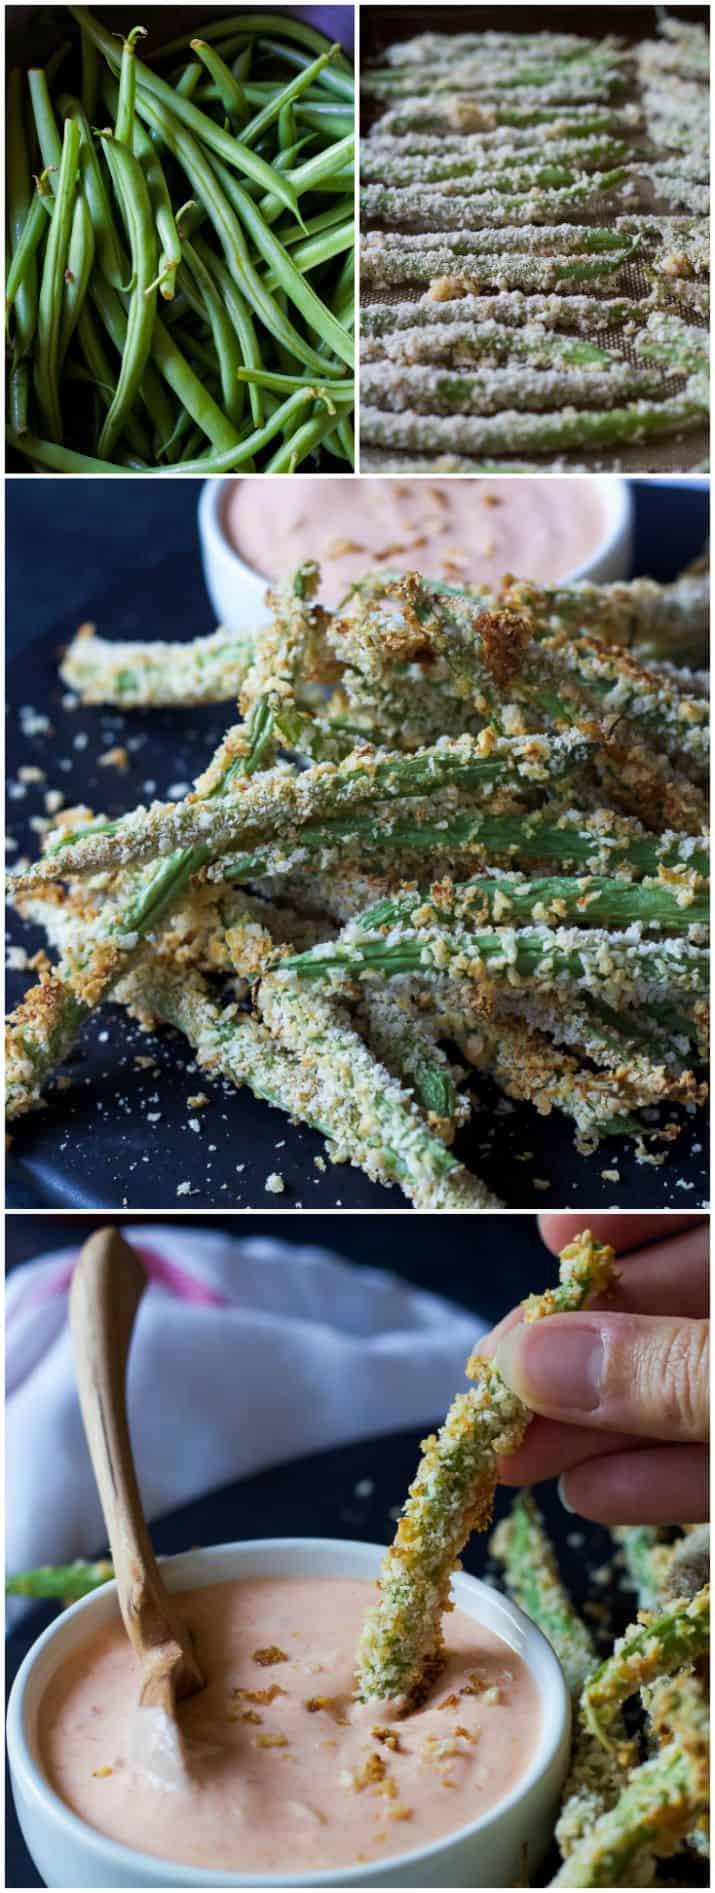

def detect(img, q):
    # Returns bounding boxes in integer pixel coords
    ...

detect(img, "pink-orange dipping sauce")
[39,1576,541,1874]
[224,475,608,605]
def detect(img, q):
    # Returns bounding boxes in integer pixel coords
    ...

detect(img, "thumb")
[494,1312,709,1445]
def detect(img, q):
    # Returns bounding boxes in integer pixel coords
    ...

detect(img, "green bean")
[190,38,249,129]
[264,216,353,287]
[115,25,147,146]
[5,169,54,321]
[96,134,158,459]
[28,68,63,172]
[58,191,95,363]
[6,429,140,472]
[279,99,296,149]
[151,12,352,76]
[193,235,264,422]
[256,35,354,104]
[237,366,353,396]
[74,303,151,457]
[88,271,173,448]
[34,115,80,441]
[175,61,202,101]
[264,401,345,470]
[6,71,40,393]
[133,89,337,374]
[80,26,99,116]
[258,132,354,222]
[70,7,301,220]
[56,95,127,289]
[180,240,243,425]
[132,116,183,300]
[210,156,353,366]
[239,44,341,146]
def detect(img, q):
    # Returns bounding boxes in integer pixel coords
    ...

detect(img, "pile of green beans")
[6,6,355,472]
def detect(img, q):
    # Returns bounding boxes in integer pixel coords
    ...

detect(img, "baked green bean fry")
[58,192,94,363]
[69,7,301,220]
[491,1491,596,1698]
[220,803,708,888]
[10,729,592,890]
[34,115,80,442]
[115,25,146,145]
[347,873,708,936]
[221,901,490,1205]
[552,1676,709,1886]
[361,361,663,417]
[96,135,158,461]
[360,398,705,457]
[354,990,463,1130]
[361,293,634,338]
[281,925,708,1010]
[583,1587,710,1756]
[6,1560,114,1603]
[612,1528,675,1610]
[361,324,614,370]
[354,1231,615,1703]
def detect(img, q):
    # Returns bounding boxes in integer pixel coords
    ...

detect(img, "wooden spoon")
[69,1227,204,1780]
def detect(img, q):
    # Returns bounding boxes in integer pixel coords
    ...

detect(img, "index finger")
[538,1213,705,1256]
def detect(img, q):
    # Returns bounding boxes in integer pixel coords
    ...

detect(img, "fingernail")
[495,1320,604,1414]
[558,1477,575,1514]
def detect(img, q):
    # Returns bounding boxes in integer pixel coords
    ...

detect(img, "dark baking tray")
[5,480,709,1210]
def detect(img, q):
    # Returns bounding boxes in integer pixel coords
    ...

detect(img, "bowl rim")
[198,471,634,593]
[8,1535,570,1888]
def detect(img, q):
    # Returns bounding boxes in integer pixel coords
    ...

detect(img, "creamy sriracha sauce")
[39,1575,541,1873]
[224,475,608,605]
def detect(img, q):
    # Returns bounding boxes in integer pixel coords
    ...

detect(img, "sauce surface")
[39,1575,541,1873]
[225,475,608,605]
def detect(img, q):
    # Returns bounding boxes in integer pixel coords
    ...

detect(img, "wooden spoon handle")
[69,1227,202,1697]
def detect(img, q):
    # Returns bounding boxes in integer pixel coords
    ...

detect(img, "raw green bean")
[193,236,264,424]
[210,156,353,366]
[240,44,341,145]
[115,25,147,146]
[6,71,40,389]
[96,134,158,458]
[70,7,301,220]
[130,88,337,374]
[28,68,63,171]
[34,115,80,441]
[256,35,354,103]
[56,95,127,290]
[180,239,244,425]
[132,116,183,300]
[58,191,95,362]
[190,38,249,129]
[5,170,54,320]
[151,13,352,76]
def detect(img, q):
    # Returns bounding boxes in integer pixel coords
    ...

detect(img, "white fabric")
[7,1224,482,1614]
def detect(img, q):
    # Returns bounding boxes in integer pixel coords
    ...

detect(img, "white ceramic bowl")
[198,475,634,634]
[8,1536,570,1889]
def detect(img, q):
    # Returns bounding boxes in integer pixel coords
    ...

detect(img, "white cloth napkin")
[7,1224,482,1613]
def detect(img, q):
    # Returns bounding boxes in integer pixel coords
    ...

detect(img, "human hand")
[486,1213,708,1525]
